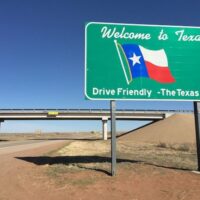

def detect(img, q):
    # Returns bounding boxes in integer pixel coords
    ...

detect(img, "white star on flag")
[129,53,141,66]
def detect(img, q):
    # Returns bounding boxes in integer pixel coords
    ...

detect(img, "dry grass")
[0,132,100,141]
[156,142,196,152]
[44,139,198,180]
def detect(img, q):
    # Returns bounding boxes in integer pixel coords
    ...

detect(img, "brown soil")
[0,139,199,200]
[0,114,200,200]
[119,114,196,144]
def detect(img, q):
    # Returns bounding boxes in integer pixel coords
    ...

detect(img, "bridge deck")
[0,109,193,121]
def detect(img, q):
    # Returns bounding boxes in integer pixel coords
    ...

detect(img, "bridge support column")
[0,120,4,132]
[102,117,108,140]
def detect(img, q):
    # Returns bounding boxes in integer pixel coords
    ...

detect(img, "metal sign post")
[110,100,116,176]
[193,102,200,171]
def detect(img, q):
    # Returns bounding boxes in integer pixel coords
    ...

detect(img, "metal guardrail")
[0,109,194,113]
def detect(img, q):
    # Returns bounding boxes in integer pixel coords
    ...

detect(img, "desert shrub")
[175,143,190,152]
[156,142,167,148]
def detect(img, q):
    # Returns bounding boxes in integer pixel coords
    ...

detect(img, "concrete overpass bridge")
[0,109,191,140]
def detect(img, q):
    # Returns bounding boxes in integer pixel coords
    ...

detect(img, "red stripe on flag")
[145,61,175,83]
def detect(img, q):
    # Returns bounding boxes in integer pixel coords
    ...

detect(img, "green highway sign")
[85,22,200,101]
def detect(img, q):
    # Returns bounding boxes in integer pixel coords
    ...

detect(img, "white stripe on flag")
[139,45,168,67]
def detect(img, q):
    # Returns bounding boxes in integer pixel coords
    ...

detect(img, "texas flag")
[115,41,175,84]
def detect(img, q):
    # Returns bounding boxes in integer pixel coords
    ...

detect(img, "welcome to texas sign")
[85,22,200,101]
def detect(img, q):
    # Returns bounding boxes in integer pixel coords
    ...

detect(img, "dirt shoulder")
[0,138,200,200]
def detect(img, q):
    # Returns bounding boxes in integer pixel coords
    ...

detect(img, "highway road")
[0,139,65,155]
[0,140,46,148]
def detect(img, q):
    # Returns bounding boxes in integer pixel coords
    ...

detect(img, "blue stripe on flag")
[121,44,149,78]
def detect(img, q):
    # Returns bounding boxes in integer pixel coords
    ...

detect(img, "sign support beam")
[194,102,200,171]
[110,100,116,176]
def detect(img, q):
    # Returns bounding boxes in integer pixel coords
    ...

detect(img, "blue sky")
[0,0,198,133]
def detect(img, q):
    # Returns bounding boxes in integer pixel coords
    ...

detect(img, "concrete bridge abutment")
[102,117,108,140]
